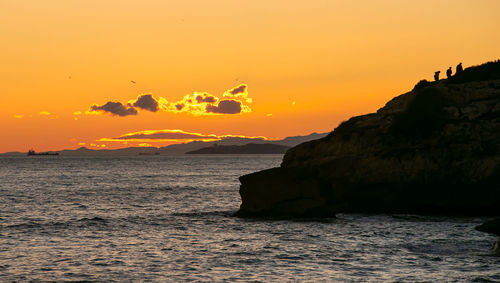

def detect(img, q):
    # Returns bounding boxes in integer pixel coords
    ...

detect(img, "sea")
[0,155,498,282]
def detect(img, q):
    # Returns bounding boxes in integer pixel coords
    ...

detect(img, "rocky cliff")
[476,217,500,256]
[236,60,500,217]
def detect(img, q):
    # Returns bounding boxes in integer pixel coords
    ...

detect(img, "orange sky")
[1,0,499,152]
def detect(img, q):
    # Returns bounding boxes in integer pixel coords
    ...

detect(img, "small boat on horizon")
[27,149,59,156]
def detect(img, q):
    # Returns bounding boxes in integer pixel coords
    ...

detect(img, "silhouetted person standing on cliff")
[434,71,440,81]
[456,62,463,74]
[446,67,452,78]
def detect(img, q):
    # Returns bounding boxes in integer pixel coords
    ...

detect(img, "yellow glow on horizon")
[92,129,271,145]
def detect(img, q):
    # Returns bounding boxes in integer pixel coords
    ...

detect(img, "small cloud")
[89,101,138,116]
[138,143,152,147]
[195,93,217,103]
[78,142,86,146]
[132,94,160,112]
[39,111,51,116]
[73,111,82,120]
[206,100,243,114]
[292,101,296,105]
[229,84,247,95]
[13,114,24,119]
[223,84,252,103]
[266,113,273,117]
[89,143,106,148]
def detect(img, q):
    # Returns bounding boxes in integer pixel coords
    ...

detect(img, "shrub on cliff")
[413,79,432,91]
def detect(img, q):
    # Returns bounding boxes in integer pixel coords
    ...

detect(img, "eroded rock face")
[476,218,500,256]
[236,61,500,218]
[476,218,500,236]
[234,168,335,218]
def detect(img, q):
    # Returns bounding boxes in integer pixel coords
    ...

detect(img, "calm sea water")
[0,155,498,282]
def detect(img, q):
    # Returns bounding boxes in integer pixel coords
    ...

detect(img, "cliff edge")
[236,60,500,217]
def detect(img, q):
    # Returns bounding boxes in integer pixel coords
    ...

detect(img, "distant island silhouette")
[186,143,290,154]
[235,60,500,218]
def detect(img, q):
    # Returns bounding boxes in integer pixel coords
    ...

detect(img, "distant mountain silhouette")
[186,143,290,154]
[0,133,327,156]
[160,133,327,154]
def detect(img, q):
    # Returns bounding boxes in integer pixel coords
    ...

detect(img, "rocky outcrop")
[235,60,500,218]
[476,218,500,256]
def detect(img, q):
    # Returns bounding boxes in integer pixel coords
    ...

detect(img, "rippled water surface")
[0,155,498,282]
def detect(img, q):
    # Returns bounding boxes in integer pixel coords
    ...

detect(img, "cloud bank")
[86,84,251,117]
[97,129,268,143]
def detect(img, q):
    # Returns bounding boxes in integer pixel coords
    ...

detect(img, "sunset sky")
[1,0,499,152]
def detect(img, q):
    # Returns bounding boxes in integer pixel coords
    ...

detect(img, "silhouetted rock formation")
[186,143,290,154]
[235,60,500,218]
[476,218,500,256]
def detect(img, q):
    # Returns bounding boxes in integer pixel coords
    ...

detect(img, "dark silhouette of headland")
[235,60,500,218]
[476,217,500,256]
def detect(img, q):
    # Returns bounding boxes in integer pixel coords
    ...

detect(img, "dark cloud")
[206,100,242,114]
[90,102,137,116]
[196,94,217,103]
[133,94,159,112]
[230,84,247,95]
[175,104,184,110]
